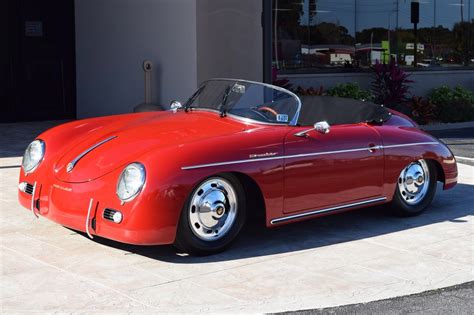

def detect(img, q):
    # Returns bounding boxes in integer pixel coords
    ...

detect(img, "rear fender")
[373,125,457,199]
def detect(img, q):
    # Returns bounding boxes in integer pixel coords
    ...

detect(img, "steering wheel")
[257,106,279,117]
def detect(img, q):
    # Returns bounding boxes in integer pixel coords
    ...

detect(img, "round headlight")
[22,140,45,174]
[116,163,146,202]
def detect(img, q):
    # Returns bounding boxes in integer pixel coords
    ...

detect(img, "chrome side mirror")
[295,121,330,137]
[314,121,330,134]
[170,100,182,112]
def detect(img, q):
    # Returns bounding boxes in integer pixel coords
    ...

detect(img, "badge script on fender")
[249,152,278,159]
[53,184,72,192]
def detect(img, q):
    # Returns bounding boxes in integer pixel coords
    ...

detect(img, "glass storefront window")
[272,0,473,72]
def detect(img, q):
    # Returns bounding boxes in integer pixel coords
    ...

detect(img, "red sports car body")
[18,79,457,254]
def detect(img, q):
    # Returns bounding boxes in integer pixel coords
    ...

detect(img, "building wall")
[0,0,9,101]
[284,70,474,97]
[196,0,263,84]
[75,0,198,118]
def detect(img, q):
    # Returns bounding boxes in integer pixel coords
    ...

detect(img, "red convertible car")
[18,79,457,255]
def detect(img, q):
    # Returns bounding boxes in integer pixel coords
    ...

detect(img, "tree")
[452,21,474,66]
[311,22,355,46]
[356,28,390,44]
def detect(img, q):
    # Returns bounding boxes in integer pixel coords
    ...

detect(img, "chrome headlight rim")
[22,139,46,174]
[116,162,146,202]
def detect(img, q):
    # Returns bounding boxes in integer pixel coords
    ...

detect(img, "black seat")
[297,96,391,126]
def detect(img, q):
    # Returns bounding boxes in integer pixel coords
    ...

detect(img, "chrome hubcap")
[189,178,237,241]
[398,160,429,205]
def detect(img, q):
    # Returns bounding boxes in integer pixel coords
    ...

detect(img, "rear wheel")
[174,174,246,255]
[391,159,437,217]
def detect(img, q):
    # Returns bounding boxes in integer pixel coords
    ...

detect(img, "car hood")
[54,111,245,183]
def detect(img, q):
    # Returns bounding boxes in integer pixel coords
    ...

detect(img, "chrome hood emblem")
[66,162,74,173]
[66,136,117,173]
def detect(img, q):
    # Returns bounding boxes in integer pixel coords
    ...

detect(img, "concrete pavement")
[1,121,473,313]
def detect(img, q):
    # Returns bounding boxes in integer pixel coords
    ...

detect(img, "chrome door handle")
[368,145,380,153]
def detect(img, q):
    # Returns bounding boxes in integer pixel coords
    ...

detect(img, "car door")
[283,123,384,214]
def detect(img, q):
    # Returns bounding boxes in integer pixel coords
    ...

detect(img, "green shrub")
[428,85,474,123]
[429,85,474,106]
[436,99,474,123]
[326,83,374,101]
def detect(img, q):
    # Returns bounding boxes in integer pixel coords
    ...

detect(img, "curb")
[456,156,474,165]
[422,121,474,131]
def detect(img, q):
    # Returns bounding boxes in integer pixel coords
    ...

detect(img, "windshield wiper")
[184,86,204,112]
[219,84,233,117]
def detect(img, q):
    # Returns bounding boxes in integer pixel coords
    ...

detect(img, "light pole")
[388,9,398,62]
[433,0,437,59]
[468,0,472,64]
[395,0,399,59]
[354,0,358,40]
[273,0,279,69]
[411,0,420,67]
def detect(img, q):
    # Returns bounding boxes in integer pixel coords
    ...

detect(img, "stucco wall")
[75,0,198,118]
[284,70,474,97]
[196,0,263,84]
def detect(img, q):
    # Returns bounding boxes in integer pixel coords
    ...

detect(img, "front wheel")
[391,159,437,217]
[174,174,246,255]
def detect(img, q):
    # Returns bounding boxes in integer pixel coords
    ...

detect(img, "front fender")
[137,126,290,232]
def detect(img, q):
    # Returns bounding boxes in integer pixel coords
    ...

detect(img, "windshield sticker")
[276,114,289,122]
[232,83,246,94]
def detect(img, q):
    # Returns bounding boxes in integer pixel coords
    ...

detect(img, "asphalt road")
[429,128,474,166]
[282,282,474,315]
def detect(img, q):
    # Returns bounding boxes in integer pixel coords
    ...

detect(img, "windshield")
[184,79,301,125]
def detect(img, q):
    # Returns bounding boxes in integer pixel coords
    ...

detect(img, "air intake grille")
[24,183,34,195]
[103,208,117,222]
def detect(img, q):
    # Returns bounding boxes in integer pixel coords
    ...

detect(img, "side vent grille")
[103,208,116,222]
[25,183,34,195]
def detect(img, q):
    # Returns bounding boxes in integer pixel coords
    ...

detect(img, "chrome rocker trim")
[181,142,439,170]
[270,197,388,224]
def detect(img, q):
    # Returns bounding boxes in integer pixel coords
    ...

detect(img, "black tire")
[174,174,246,256]
[391,159,437,217]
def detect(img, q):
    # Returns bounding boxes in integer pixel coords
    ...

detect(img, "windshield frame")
[183,78,302,126]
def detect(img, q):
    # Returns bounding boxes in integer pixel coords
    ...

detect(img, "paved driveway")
[1,122,473,313]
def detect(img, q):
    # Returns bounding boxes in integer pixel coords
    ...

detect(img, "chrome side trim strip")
[181,142,439,170]
[182,155,284,170]
[182,147,368,170]
[85,198,94,239]
[270,197,388,224]
[31,181,38,218]
[67,136,117,173]
[383,142,438,149]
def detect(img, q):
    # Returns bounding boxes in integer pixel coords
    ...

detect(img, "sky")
[295,0,474,34]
